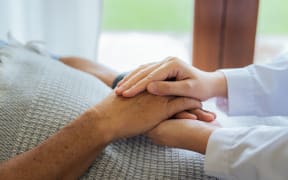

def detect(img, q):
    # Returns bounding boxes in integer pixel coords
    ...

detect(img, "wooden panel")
[193,0,259,71]
[222,0,259,68]
[193,0,224,71]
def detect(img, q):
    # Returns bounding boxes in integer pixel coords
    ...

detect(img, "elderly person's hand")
[0,91,202,179]
[93,92,203,140]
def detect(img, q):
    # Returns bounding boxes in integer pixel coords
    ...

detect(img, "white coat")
[204,53,288,180]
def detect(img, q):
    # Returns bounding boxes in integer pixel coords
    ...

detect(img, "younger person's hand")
[115,57,227,101]
[147,119,220,154]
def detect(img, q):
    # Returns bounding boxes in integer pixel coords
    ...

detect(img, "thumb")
[166,97,202,118]
[147,80,195,98]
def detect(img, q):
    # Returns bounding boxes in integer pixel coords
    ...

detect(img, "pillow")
[0,45,217,179]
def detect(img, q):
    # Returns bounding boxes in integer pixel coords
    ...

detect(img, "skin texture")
[147,120,219,154]
[0,57,213,179]
[60,57,217,122]
[60,57,221,154]
[95,92,203,140]
[115,57,228,100]
[113,57,227,154]
[0,90,202,179]
[61,57,119,87]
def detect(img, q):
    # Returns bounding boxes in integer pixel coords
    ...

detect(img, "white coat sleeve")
[204,126,288,180]
[217,54,288,116]
[204,54,288,179]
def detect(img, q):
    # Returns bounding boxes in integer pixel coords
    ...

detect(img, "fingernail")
[122,89,130,96]
[207,114,215,122]
[116,86,123,92]
[115,88,124,95]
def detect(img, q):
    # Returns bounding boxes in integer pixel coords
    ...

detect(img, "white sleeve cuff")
[204,128,245,179]
[218,68,256,116]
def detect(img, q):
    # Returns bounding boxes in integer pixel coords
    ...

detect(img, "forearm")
[149,120,217,155]
[209,71,228,98]
[60,57,118,87]
[0,108,111,179]
[180,122,216,154]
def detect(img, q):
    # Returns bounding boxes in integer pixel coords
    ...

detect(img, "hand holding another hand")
[111,57,224,154]
[115,57,227,100]
[93,92,204,141]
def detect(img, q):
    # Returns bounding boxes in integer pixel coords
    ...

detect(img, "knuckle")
[184,80,194,90]
[145,74,154,81]
[165,57,176,64]
[167,56,180,64]
[165,57,184,69]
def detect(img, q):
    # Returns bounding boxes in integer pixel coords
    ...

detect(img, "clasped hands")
[94,57,226,154]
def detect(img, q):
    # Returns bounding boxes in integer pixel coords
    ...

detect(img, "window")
[98,0,193,71]
[255,0,288,63]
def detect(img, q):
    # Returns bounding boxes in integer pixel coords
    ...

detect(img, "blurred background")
[99,0,288,71]
[99,0,193,71]
[0,0,287,72]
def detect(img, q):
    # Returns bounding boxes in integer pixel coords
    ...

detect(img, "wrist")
[170,121,217,155]
[198,126,216,154]
[210,71,228,98]
[82,107,115,145]
[182,122,217,155]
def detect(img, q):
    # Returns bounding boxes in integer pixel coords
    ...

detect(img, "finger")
[174,111,197,120]
[189,109,216,122]
[167,98,202,118]
[121,63,178,97]
[116,63,154,88]
[147,80,196,98]
[115,63,160,95]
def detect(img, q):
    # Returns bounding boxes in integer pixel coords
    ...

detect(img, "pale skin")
[115,57,228,154]
[60,57,216,122]
[115,57,227,100]
[0,57,214,179]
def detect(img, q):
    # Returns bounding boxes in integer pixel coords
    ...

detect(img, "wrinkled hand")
[115,57,227,100]
[147,119,220,154]
[93,92,203,141]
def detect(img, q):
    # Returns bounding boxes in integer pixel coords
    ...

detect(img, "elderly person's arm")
[60,57,118,87]
[0,92,201,179]
[60,57,216,122]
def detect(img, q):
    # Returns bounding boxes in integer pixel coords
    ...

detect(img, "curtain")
[0,0,102,60]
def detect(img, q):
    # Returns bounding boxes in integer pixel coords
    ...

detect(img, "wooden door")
[193,0,259,71]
